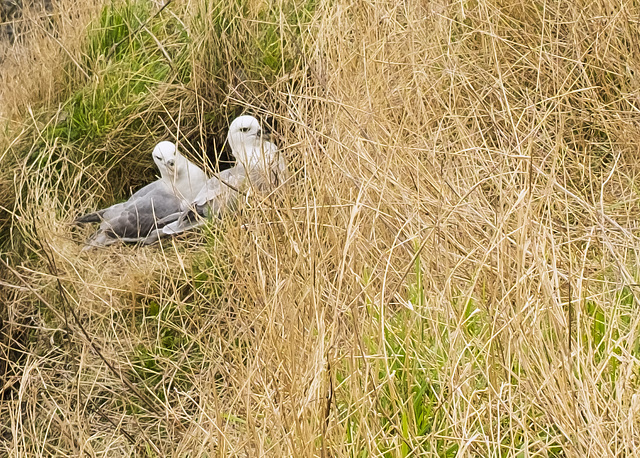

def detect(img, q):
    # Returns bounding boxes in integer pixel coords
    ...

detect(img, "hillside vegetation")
[2,0,640,455]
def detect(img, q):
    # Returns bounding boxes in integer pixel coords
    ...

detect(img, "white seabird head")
[152,141,179,179]
[227,115,271,166]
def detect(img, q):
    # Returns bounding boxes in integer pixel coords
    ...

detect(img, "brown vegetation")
[2,0,640,455]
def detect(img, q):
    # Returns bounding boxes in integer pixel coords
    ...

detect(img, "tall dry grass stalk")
[0,0,103,121]
[2,0,640,456]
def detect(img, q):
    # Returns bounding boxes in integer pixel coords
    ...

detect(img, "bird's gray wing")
[84,184,183,247]
[74,180,165,224]
[101,190,181,239]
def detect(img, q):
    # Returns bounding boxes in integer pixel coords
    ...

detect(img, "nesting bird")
[149,115,287,240]
[74,141,208,249]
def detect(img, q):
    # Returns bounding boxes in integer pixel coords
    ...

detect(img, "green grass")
[4,0,640,455]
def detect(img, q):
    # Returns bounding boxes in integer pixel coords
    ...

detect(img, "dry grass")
[3,0,640,456]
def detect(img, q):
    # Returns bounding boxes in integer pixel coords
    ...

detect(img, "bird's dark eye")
[239,127,250,133]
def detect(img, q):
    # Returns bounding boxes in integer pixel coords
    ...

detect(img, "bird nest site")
[2,0,640,456]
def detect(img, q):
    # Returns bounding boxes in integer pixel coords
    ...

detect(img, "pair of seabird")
[75,115,284,248]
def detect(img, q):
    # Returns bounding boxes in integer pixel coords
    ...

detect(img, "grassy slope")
[2,0,640,456]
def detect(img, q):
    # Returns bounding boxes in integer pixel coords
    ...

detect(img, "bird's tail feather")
[74,212,102,224]
[74,207,108,224]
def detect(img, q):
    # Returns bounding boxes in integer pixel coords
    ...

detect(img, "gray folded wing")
[80,181,184,248]
[74,180,168,225]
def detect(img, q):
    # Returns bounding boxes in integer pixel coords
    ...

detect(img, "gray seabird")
[74,141,208,248]
[145,115,287,242]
